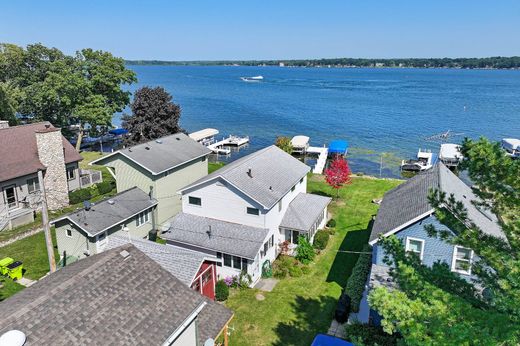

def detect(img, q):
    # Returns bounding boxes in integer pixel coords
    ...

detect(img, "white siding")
[171,318,198,346]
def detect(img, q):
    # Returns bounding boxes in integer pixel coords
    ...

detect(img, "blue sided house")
[357,162,506,325]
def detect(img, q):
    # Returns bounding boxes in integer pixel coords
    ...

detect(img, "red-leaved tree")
[324,156,352,198]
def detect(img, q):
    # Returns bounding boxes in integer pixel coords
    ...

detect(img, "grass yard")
[224,175,401,346]
[0,277,24,301]
[209,161,226,174]
[0,229,58,281]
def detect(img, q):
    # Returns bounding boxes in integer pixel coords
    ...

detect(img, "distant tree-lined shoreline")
[126,57,520,69]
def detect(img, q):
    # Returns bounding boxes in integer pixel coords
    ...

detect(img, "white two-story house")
[161,145,331,286]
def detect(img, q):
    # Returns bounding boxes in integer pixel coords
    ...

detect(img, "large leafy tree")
[122,86,183,146]
[368,138,520,345]
[275,136,293,154]
[0,42,136,148]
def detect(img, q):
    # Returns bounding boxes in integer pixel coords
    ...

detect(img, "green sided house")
[52,187,157,261]
[90,133,212,225]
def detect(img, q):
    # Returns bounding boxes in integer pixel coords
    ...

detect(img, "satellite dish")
[204,338,215,346]
[0,330,27,346]
[83,200,92,211]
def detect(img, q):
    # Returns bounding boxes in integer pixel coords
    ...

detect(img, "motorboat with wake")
[240,75,263,82]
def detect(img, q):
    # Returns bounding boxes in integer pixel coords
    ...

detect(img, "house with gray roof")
[105,234,220,300]
[0,244,233,346]
[52,187,158,261]
[164,145,331,286]
[358,163,505,325]
[91,132,211,224]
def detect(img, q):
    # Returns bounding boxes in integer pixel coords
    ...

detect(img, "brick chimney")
[0,120,9,129]
[35,124,70,210]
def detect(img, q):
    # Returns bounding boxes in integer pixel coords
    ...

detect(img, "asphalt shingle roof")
[92,132,211,175]
[0,122,82,182]
[0,244,233,346]
[105,234,211,286]
[53,187,157,236]
[280,193,331,232]
[180,145,311,209]
[369,163,505,243]
[163,213,270,259]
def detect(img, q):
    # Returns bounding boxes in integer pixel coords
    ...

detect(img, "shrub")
[69,188,92,204]
[313,230,330,250]
[345,322,399,346]
[327,219,336,228]
[326,228,336,236]
[215,280,229,301]
[96,181,114,195]
[289,265,303,277]
[301,265,311,275]
[273,266,289,279]
[295,236,315,264]
[345,244,373,312]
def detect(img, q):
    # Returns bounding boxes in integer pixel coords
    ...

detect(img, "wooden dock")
[307,146,328,174]
[207,135,249,155]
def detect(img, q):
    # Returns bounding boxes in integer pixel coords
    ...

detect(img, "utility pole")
[38,170,56,273]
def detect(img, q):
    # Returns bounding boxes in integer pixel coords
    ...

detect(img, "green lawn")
[209,161,226,174]
[0,229,58,281]
[0,277,24,301]
[224,175,401,346]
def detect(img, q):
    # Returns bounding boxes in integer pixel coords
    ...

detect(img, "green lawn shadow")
[326,219,374,286]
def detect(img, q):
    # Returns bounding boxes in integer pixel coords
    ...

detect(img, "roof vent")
[120,250,130,259]
[155,139,162,144]
[206,225,212,238]
[247,168,252,178]
[83,200,92,211]
[145,146,150,150]
[269,186,273,191]
[0,330,26,346]
[128,148,132,152]
[107,200,115,205]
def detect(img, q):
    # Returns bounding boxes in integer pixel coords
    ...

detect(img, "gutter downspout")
[161,302,207,346]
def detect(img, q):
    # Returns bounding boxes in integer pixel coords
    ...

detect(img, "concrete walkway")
[327,319,347,339]
[17,277,37,287]
[254,278,278,292]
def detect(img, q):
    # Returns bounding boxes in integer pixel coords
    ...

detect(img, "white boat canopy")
[502,138,520,150]
[189,128,219,142]
[440,143,463,160]
[291,135,310,148]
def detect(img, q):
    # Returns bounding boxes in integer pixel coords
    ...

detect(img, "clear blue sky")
[1,0,519,60]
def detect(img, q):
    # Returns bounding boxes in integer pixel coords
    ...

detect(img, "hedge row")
[68,180,115,204]
[345,244,373,313]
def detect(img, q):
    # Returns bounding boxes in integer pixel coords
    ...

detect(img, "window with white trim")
[247,207,259,216]
[405,237,425,261]
[452,246,473,275]
[27,177,40,194]
[136,210,150,227]
[222,253,247,270]
[188,196,202,206]
[66,229,73,238]
[66,167,75,180]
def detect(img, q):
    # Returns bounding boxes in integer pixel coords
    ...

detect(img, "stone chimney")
[0,120,9,129]
[35,124,70,210]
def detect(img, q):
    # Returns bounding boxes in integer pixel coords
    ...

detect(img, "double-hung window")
[136,210,150,227]
[27,177,40,194]
[452,246,473,275]
[405,237,425,261]
[66,167,75,180]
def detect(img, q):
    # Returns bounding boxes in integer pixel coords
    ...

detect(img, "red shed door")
[192,261,216,300]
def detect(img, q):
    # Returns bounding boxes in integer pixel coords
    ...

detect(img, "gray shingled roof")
[280,193,331,232]
[52,187,157,237]
[0,244,233,346]
[163,213,269,259]
[106,234,212,286]
[369,163,505,243]
[92,132,211,175]
[180,145,311,209]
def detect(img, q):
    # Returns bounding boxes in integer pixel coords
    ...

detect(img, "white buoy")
[0,330,26,346]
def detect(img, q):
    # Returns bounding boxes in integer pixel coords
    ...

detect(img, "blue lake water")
[117,66,520,177]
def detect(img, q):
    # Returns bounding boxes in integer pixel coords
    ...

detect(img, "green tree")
[275,136,293,154]
[122,86,183,146]
[368,138,520,345]
[0,42,136,148]
[295,236,315,264]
